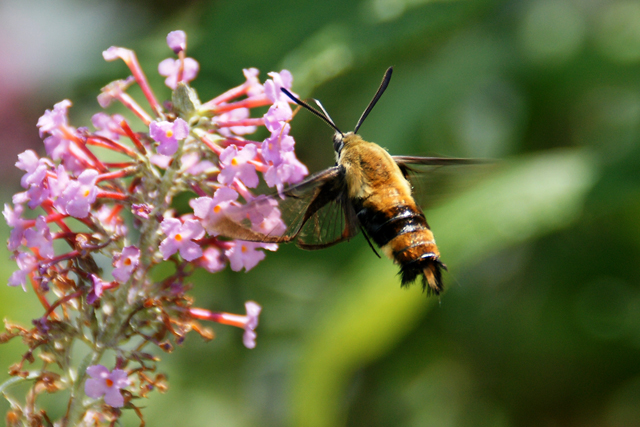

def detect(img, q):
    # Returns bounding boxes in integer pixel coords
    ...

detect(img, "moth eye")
[333,135,344,154]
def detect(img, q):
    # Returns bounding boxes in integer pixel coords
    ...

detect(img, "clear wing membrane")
[210,166,360,249]
[392,156,495,210]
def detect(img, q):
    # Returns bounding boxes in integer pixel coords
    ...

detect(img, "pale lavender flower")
[112,246,140,283]
[16,150,52,189]
[264,70,294,103]
[242,301,262,349]
[131,203,152,219]
[3,203,26,251]
[249,200,287,236]
[24,216,54,259]
[149,153,172,169]
[218,144,259,188]
[166,30,186,53]
[263,101,294,133]
[24,176,50,210]
[37,102,84,172]
[159,218,205,261]
[91,112,125,141]
[158,57,199,90]
[264,151,309,194]
[44,133,87,176]
[85,365,129,407]
[191,186,239,234]
[189,301,262,349]
[56,169,99,218]
[226,241,277,272]
[261,123,295,165]
[8,252,37,291]
[13,151,52,209]
[36,99,71,137]
[201,247,226,273]
[243,68,263,97]
[149,118,189,156]
[87,274,110,304]
[48,164,70,200]
[96,76,135,109]
[17,155,51,209]
[42,131,69,159]
[181,152,216,175]
[101,46,121,61]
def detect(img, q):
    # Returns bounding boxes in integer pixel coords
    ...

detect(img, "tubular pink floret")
[188,301,262,349]
[102,47,162,117]
[100,79,154,125]
[216,118,265,128]
[87,135,138,158]
[205,95,271,114]
[119,120,147,154]
[201,70,262,108]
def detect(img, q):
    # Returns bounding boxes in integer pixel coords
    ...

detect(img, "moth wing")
[211,166,360,249]
[294,186,360,250]
[392,156,495,210]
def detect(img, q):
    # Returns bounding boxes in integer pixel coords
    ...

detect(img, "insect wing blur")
[211,67,482,294]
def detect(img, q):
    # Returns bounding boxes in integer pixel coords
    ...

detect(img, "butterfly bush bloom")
[149,118,189,155]
[190,301,262,349]
[112,246,140,283]
[1,30,307,426]
[159,218,205,261]
[85,365,130,407]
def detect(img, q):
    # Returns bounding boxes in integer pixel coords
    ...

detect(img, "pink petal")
[85,378,107,399]
[172,118,189,140]
[87,364,109,379]
[160,238,180,260]
[181,219,205,240]
[166,30,186,53]
[179,240,203,261]
[160,218,182,237]
[103,387,125,407]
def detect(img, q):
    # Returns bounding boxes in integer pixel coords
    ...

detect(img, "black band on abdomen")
[355,204,428,247]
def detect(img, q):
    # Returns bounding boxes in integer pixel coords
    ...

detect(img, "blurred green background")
[2,0,640,425]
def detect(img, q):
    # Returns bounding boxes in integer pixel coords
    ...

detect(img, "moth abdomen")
[397,250,446,295]
[389,224,445,294]
[354,199,445,294]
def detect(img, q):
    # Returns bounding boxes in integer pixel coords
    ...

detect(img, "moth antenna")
[281,88,343,136]
[313,99,337,127]
[353,67,393,134]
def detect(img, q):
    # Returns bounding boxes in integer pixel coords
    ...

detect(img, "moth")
[212,67,483,294]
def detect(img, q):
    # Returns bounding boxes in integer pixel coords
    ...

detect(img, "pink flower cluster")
[5,30,307,291]
[1,30,308,423]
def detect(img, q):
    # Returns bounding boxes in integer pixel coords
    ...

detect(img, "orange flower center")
[175,234,183,242]
[231,157,238,166]
[241,245,247,253]
[83,189,91,198]
[165,130,174,138]
[106,378,114,387]
[213,205,221,213]
[124,258,132,266]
